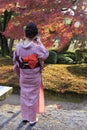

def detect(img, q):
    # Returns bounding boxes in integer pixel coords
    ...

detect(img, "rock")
[57,104,63,109]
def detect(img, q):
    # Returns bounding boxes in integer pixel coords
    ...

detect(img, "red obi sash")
[16,54,40,69]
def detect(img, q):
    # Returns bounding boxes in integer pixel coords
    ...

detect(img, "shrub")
[63,51,76,61]
[83,53,87,63]
[82,48,87,53]
[75,49,83,63]
[84,57,87,63]
[57,54,74,64]
[45,50,57,64]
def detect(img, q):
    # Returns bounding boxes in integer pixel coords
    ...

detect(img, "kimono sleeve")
[36,45,49,60]
[13,50,20,76]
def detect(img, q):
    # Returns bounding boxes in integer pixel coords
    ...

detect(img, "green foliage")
[82,51,87,63]
[57,54,74,64]
[84,55,87,63]
[75,49,84,63]
[82,49,87,53]
[45,50,57,64]
[62,51,76,61]
[45,49,87,64]
[64,18,72,25]
[57,51,76,64]
[45,51,77,64]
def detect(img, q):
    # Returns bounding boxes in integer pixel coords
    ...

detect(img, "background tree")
[0,9,14,56]
[0,0,87,55]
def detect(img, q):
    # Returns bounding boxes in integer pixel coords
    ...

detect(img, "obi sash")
[16,54,40,69]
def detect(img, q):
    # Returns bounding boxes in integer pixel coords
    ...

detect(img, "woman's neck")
[26,38,32,42]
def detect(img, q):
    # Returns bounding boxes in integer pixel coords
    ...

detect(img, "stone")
[0,86,13,101]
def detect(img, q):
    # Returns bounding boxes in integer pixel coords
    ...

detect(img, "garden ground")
[0,57,87,129]
[0,94,87,130]
[0,57,87,95]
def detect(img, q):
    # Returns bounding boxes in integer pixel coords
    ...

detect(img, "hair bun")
[25,22,38,39]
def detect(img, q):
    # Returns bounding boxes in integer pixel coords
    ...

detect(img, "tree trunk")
[3,36,10,55]
[0,34,4,56]
[8,38,14,56]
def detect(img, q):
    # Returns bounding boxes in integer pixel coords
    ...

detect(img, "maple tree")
[0,0,87,55]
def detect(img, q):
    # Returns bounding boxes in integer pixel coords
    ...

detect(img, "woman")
[13,22,49,126]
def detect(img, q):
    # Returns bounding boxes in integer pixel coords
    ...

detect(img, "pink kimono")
[13,39,49,122]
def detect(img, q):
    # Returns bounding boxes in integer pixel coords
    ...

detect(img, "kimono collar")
[22,39,33,48]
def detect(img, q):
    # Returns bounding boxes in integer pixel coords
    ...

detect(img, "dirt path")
[0,94,87,130]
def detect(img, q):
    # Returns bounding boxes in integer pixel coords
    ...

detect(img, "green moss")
[0,58,87,99]
[45,89,87,103]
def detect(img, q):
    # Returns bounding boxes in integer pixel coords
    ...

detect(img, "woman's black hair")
[25,22,38,39]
